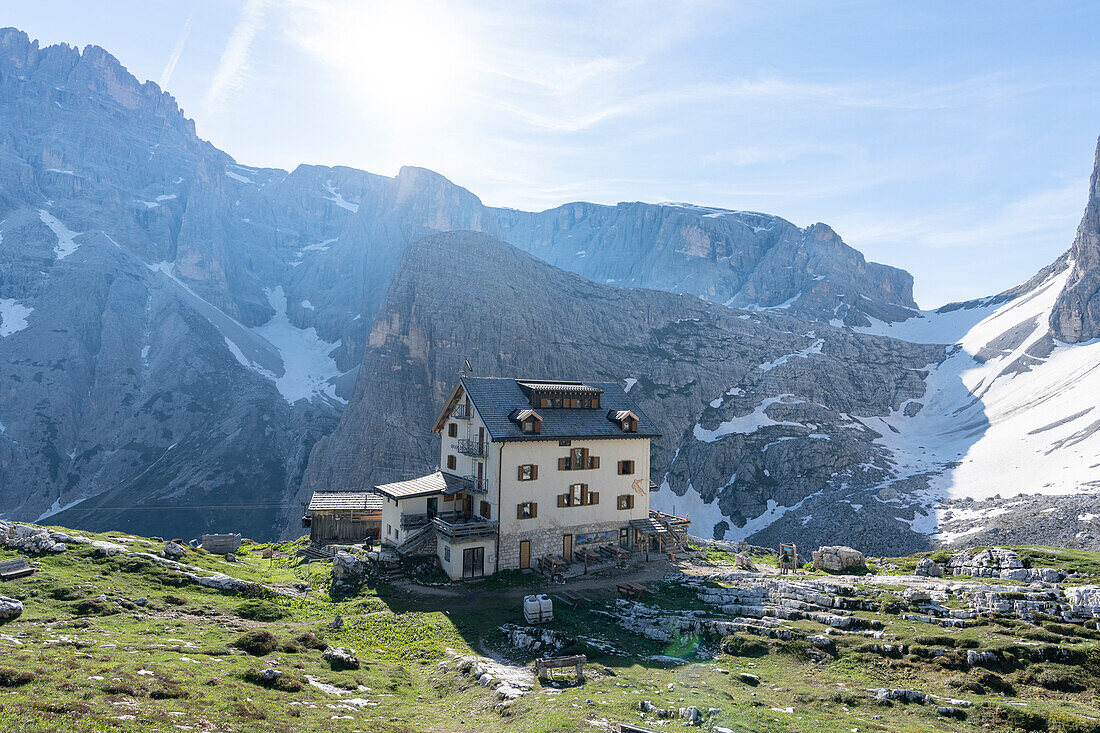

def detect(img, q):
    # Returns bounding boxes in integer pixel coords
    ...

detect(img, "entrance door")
[562,534,573,560]
[462,546,485,579]
[426,497,438,518]
[519,540,530,570]
[619,527,629,549]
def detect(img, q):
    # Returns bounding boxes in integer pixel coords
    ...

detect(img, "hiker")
[779,550,790,574]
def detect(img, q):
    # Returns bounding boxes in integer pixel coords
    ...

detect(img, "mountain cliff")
[301,230,944,554]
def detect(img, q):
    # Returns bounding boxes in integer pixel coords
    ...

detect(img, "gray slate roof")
[308,491,384,512]
[460,377,660,441]
[373,471,471,500]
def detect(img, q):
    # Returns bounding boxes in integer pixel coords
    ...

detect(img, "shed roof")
[307,492,384,512]
[456,377,660,441]
[373,471,472,500]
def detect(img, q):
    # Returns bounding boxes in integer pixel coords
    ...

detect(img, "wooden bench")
[559,591,586,609]
[535,654,586,681]
[0,557,33,581]
[616,581,646,600]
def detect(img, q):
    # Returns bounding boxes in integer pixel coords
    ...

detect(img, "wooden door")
[426,497,438,518]
[563,534,573,560]
[519,540,530,569]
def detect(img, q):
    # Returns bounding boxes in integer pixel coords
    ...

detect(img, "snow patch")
[252,286,344,405]
[759,339,824,372]
[623,377,638,393]
[323,181,359,212]
[693,395,806,442]
[39,210,82,259]
[0,299,32,336]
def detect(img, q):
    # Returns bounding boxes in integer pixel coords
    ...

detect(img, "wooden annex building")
[303,491,383,546]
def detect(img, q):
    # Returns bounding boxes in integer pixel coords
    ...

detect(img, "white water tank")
[523,595,542,624]
[538,594,553,622]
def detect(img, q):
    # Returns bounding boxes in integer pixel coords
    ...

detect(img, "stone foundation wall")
[499,520,628,570]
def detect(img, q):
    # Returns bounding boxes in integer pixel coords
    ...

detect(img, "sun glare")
[294,1,469,122]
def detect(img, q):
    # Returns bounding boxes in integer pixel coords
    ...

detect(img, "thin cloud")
[158,11,193,90]
[203,0,270,117]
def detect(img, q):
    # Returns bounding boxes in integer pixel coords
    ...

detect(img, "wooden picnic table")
[559,590,586,608]
[535,654,586,681]
[0,557,33,581]
[539,554,568,575]
[616,581,646,600]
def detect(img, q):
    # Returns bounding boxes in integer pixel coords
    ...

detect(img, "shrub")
[975,669,1015,695]
[102,683,138,696]
[163,594,188,606]
[915,634,955,648]
[243,669,303,692]
[236,600,289,622]
[233,629,279,656]
[73,598,117,616]
[150,684,188,699]
[721,634,768,657]
[946,674,985,694]
[0,669,34,687]
[1019,667,1086,693]
[294,632,327,651]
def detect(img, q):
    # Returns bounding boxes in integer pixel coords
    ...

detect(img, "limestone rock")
[0,596,23,621]
[162,542,186,560]
[914,557,943,577]
[735,552,758,572]
[323,646,359,670]
[812,546,865,572]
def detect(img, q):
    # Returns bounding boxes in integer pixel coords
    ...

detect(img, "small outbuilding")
[200,533,242,554]
[304,491,384,547]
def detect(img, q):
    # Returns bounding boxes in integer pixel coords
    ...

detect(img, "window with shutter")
[448,423,458,437]
[516,502,537,519]
[557,494,568,508]
[558,457,568,471]
[589,491,599,505]
[480,501,491,519]
[618,460,635,475]
[571,483,585,506]
[518,464,537,481]
[617,494,634,510]
[446,455,456,470]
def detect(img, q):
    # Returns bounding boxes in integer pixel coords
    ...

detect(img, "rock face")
[812,546,866,572]
[302,231,943,553]
[0,27,922,540]
[914,557,943,577]
[1051,137,1100,343]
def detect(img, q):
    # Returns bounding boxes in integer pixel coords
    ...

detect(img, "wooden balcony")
[432,515,498,542]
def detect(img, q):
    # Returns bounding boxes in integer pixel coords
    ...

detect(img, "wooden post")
[584,553,589,575]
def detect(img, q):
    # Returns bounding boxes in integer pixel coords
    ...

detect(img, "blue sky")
[8,1,1100,307]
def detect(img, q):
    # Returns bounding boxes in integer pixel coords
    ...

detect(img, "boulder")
[0,596,23,621]
[163,542,186,560]
[735,552,758,572]
[260,668,282,683]
[914,557,943,577]
[323,646,360,670]
[332,551,368,583]
[812,546,865,573]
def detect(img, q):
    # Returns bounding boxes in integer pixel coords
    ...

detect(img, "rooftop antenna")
[463,358,473,374]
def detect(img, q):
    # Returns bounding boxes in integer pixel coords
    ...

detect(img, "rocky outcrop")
[1051,137,1100,343]
[813,546,866,572]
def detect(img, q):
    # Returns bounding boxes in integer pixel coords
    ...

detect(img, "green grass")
[4,527,1100,731]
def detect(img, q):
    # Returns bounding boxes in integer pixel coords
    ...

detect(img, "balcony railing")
[432,516,498,542]
[451,404,472,419]
[458,475,488,494]
[456,438,488,457]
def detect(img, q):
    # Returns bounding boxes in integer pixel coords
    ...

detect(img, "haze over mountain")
[0,28,1098,550]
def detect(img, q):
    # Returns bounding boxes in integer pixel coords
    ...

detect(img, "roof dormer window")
[609,409,639,433]
[511,408,542,434]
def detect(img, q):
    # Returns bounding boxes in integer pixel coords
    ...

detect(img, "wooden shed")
[304,491,383,547]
